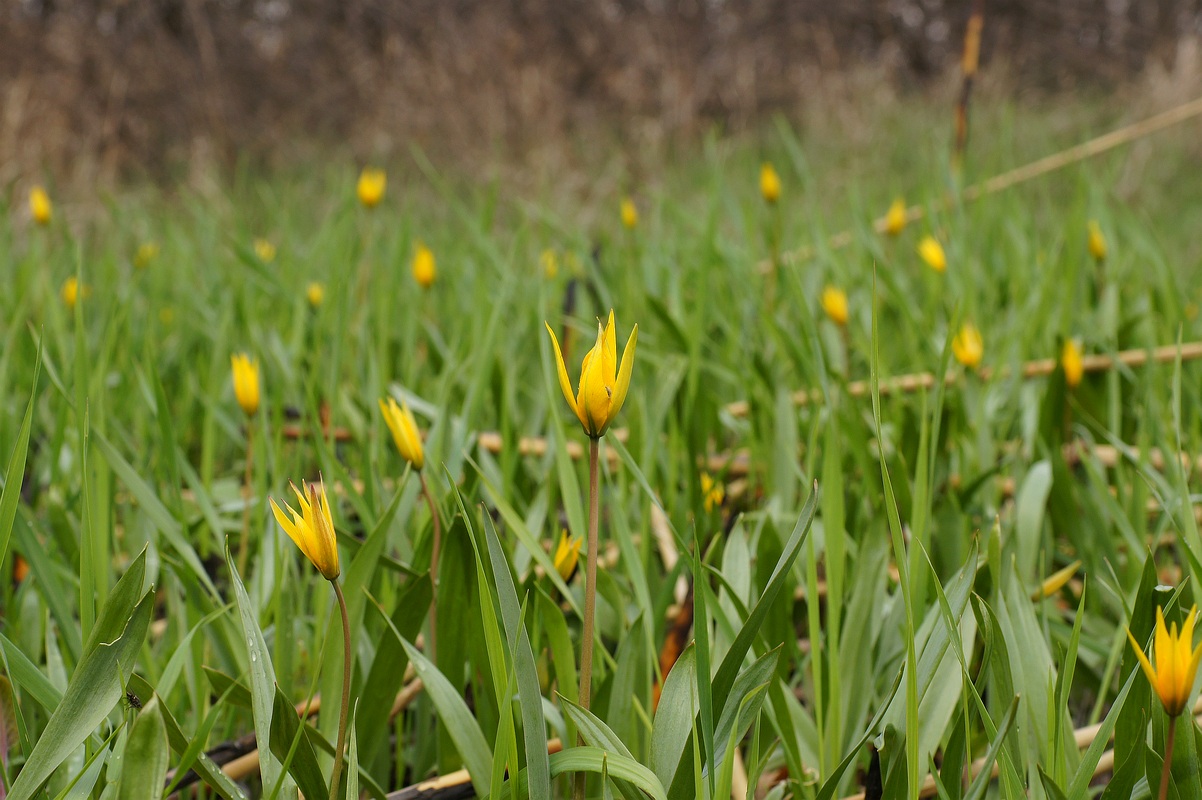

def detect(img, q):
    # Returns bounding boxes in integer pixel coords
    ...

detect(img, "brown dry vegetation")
[1,0,1200,186]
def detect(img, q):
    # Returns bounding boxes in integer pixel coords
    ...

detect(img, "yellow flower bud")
[357,167,386,208]
[307,282,325,308]
[700,472,725,513]
[254,238,276,263]
[30,186,52,225]
[134,242,159,269]
[545,310,638,439]
[884,198,907,236]
[553,530,582,582]
[760,163,781,204]
[379,396,425,470]
[61,277,82,311]
[821,286,849,327]
[541,249,559,279]
[412,243,436,289]
[952,323,983,369]
[230,353,261,417]
[270,480,340,581]
[918,235,947,273]
[620,198,639,230]
[1062,338,1084,389]
[1087,220,1107,262]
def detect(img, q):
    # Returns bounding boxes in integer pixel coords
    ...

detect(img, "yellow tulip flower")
[546,310,638,439]
[1062,338,1084,389]
[379,396,425,470]
[307,282,325,308]
[230,353,261,417]
[700,472,725,513]
[61,277,82,311]
[553,530,582,582]
[254,238,276,263]
[918,235,947,273]
[821,286,849,327]
[541,249,559,279]
[1087,220,1107,262]
[760,163,781,204]
[30,186,52,225]
[270,480,340,581]
[357,167,386,208]
[952,323,983,369]
[884,198,907,236]
[1127,605,1202,717]
[134,242,159,269]
[620,198,639,230]
[412,243,436,288]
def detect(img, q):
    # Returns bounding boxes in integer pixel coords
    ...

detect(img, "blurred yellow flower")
[884,198,907,236]
[918,235,946,273]
[952,323,983,369]
[159,307,175,326]
[821,286,849,327]
[541,249,559,280]
[620,198,639,230]
[270,480,341,581]
[546,309,638,439]
[1062,338,1084,389]
[357,167,386,208]
[700,472,725,513]
[134,241,159,269]
[30,186,52,225]
[553,530,582,582]
[60,277,82,311]
[1087,220,1107,262]
[230,353,260,417]
[1127,605,1202,717]
[412,243,436,288]
[760,163,781,204]
[307,282,325,308]
[254,238,276,263]
[379,396,425,470]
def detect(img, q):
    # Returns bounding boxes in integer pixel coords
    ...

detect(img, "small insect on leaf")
[123,691,142,711]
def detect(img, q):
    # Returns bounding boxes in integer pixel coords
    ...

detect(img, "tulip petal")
[607,324,638,428]
[545,322,579,419]
[577,324,611,436]
[602,310,617,386]
[1127,628,1159,688]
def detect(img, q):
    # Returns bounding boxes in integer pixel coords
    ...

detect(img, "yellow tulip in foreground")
[821,286,849,327]
[30,186,52,225]
[413,243,436,288]
[952,323,983,369]
[620,198,638,230]
[230,354,261,417]
[357,167,386,208]
[918,235,947,273]
[884,198,907,236]
[271,481,341,581]
[1087,220,1107,262]
[307,282,325,308]
[553,531,582,582]
[61,277,82,311]
[1128,605,1202,718]
[760,163,781,204]
[379,397,425,469]
[546,310,638,439]
[134,242,159,269]
[1062,339,1084,388]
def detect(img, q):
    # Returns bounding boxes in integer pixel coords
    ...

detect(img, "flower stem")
[237,422,254,577]
[420,469,440,660]
[330,581,353,800]
[1159,715,1177,800]
[576,437,601,800]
